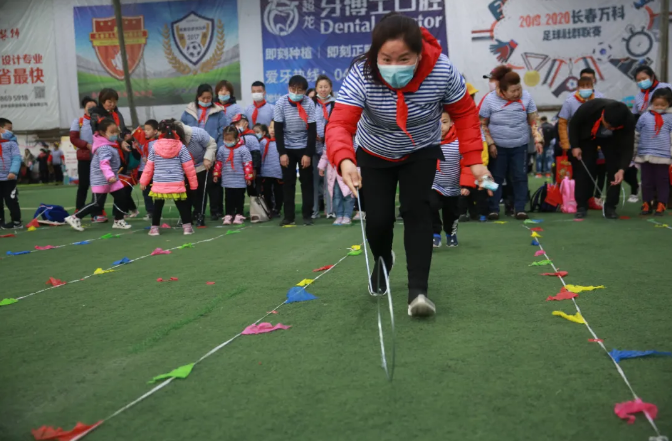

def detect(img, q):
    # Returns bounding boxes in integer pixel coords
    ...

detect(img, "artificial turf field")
[1,181,671,441]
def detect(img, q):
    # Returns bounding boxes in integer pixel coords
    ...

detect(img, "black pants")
[281,148,314,222]
[430,191,459,236]
[152,199,191,226]
[0,180,21,223]
[359,151,437,301]
[208,171,223,216]
[123,184,137,211]
[76,160,91,210]
[571,141,621,210]
[40,167,49,183]
[262,177,284,214]
[225,187,246,216]
[459,188,488,218]
[53,164,63,184]
[624,165,639,195]
[595,163,606,197]
[188,169,208,218]
[76,190,128,221]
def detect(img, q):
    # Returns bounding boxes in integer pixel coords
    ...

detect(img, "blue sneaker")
[479,215,487,222]
[432,234,441,248]
[447,234,458,247]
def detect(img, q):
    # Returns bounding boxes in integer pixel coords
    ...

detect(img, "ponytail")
[158,118,185,142]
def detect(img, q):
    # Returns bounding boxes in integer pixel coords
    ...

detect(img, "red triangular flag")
[529,227,544,232]
[45,277,66,287]
[541,271,568,277]
[26,218,40,228]
[0,234,15,238]
[160,223,171,229]
[32,421,103,441]
[313,265,334,272]
[546,290,578,301]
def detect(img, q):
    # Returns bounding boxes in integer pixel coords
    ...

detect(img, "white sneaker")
[126,209,139,218]
[142,214,152,221]
[65,215,84,232]
[112,219,132,229]
[408,294,436,317]
[627,194,639,203]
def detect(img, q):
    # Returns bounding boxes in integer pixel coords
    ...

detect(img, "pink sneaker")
[222,215,233,225]
[233,214,245,225]
[182,223,194,235]
[92,215,108,223]
[148,226,160,236]
[341,217,352,226]
[333,217,343,226]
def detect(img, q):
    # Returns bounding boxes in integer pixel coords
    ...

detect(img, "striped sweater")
[0,133,21,181]
[89,134,124,193]
[260,138,282,179]
[635,110,672,164]
[433,137,461,197]
[479,90,537,148]
[214,142,253,189]
[139,138,198,194]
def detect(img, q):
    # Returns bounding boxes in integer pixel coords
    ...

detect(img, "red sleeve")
[325,102,363,169]
[460,162,476,188]
[213,160,223,178]
[444,93,483,167]
[69,131,88,150]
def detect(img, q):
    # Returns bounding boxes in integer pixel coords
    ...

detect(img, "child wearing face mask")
[246,81,275,126]
[214,80,243,126]
[135,119,159,220]
[635,88,672,215]
[231,114,262,195]
[0,119,22,229]
[257,122,284,218]
[213,126,254,225]
[65,118,132,231]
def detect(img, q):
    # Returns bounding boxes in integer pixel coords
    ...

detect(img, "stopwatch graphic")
[623,26,653,58]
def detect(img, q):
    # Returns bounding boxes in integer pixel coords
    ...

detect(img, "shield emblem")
[89,16,148,81]
[171,12,215,66]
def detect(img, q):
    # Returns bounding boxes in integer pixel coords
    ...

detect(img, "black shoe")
[195,215,206,227]
[370,252,395,294]
[279,219,295,226]
[515,212,529,220]
[575,208,587,219]
[303,218,314,226]
[604,208,618,219]
[487,212,499,221]
[1,221,23,229]
[459,214,470,222]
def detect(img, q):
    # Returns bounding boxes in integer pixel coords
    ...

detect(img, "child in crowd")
[273,75,317,226]
[137,119,159,220]
[636,87,672,215]
[431,112,461,247]
[0,118,23,229]
[318,148,353,225]
[257,121,283,218]
[231,114,261,194]
[117,128,141,218]
[459,128,490,222]
[65,118,132,231]
[140,119,198,235]
[213,126,254,225]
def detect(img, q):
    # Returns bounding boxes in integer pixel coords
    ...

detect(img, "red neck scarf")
[252,100,266,124]
[641,79,660,112]
[573,92,593,104]
[241,128,256,136]
[437,126,457,171]
[108,109,120,127]
[198,106,209,124]
[317,98,331,121]
[288,97,309,128]
[263,136,275,160]
[650,110,664,136]
[501,97,526,112]
[591,110,624,139]
[226,139,244,169]
[82,114,91,121]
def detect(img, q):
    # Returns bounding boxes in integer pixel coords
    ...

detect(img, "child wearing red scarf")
[213,126,254,225]
[255,122,283,218]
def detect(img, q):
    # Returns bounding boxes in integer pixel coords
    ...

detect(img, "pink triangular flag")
[151,248,171,255]
[546,290,578,301]
[242,322,290,335]
[157,278,164,282]
[206,281,215,285]
[534,250,545,257]
[45,277,66,287]
[267,310,278,314]
[169,277,178,281]
[35,245,56,251]
[614,398,658,424]
[160,223,171,229]
[573,218,584,222]
[32,420,103,441]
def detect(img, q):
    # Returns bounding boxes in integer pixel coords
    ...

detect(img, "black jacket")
[89,105,127,133]
[569,99,635,170]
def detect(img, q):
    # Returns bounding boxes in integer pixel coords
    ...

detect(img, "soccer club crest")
[163,12,225,75]
[89,16,148,80]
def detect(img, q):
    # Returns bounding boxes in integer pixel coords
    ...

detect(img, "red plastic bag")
[556,154,572,182]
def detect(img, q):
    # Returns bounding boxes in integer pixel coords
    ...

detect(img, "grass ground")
[1,180,671,441]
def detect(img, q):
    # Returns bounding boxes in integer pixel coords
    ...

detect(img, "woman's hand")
[280,154,289,168]
[108,176,117,183]
[488,144,497,159]
[535,142,543,155]
[470,163,494,196]
[340,159,362,196]
[140,184,146,191]
[121,141,131,152]
[203,159,212,170]
[611,169,624,186]
[571,148,582,161]
[319,168,325,177]
[301,155,311,169]
[7,173,16,180]
[460,187,470,196]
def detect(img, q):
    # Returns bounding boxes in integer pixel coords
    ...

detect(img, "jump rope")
[355,186,396,381]
[578,158,626,217]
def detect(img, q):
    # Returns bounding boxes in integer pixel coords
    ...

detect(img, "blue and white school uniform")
[635,111,672,163]
[184,126,214,169]
[633,82,672,115]
[0,134,21,223]
[273,95,317,150]
[260,138,282,179]
[217,145,252,189]
[479,90,537,148]
[217,101,244,127]
[245,101,275,127]
[433,139,461,197]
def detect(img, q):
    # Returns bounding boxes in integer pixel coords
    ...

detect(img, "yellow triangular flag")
[350,245,361,251]
[93,268,115,275]
[296,279,314,287]
[282,225,297,228]
[531,231,542,238]
[564,284,605,293]
[493,221,507,224]
[27,226,37,231]
[552,311,585,324]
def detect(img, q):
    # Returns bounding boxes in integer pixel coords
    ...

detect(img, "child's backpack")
[560,177,577,213]
[249,196,270,223]
[33,203,70,224]
[530,184,559,212]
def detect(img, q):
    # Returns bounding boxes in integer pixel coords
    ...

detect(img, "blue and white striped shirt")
[139,139,156,172]
[479,90,537,148]
[273,95,317,149]
[240,132,261,152]
[185,127,212,168]
[0,139,20,180]
[336,54,466,160]
[90,145,120,188]
[636,112,672,159]
[432,140,461,197]
[70,117,93,144]
[216,145,252,189]
[147,143,192,184]
[245,102,275,127]
[260,138,282,179]
[633,82,672,115]
[218,102,244,127]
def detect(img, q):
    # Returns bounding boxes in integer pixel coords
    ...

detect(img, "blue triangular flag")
[73,240,90,245]
[113,257,131,265]
[609,349,672,363]
[144,226,152,230]
[7,250,31,255]
[286,286,317,303]
[531,240,540,246]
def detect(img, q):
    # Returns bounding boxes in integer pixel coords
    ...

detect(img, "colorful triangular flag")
[531,232,542,238]
[552,310,585,324]
[46,277,66,287]
[242,322,291,335]
[0,298,18,306]
[529,259,552,266]
[93,268,115,275]
[296,279,314,286]
[286,286,317,303]
[148,363,195,384]
[564,284,605,293]
[31,421,103,441]
[112,257,131,265]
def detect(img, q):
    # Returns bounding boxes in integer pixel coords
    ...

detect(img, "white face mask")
[251,92,265,102]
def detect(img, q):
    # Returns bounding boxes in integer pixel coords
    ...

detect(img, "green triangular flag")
[0,298,18,306]
[647,218,658,224]
[348,249,363,256]
[226,230,241,235]
[523,219,538,224]
[148,363,194,384]
[100,233,114,239]
[178,243,194,249]
[529,259,552,266]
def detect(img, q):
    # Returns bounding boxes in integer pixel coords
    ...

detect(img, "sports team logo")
[263,0,299,36]
[89,16,148,80]
[162,11,225,75]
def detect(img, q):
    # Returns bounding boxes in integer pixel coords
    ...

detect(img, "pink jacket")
[139,138,198,194]
[318,151,351,199]
[91,134,124,194]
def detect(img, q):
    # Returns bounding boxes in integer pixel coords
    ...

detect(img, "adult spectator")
[632,66,671,117]
[49,142,64,184]
[70,97,98,213]
[214,80,243,127]
[180,84,226,145]
[245,81,275,126]
[579,68,604,98]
